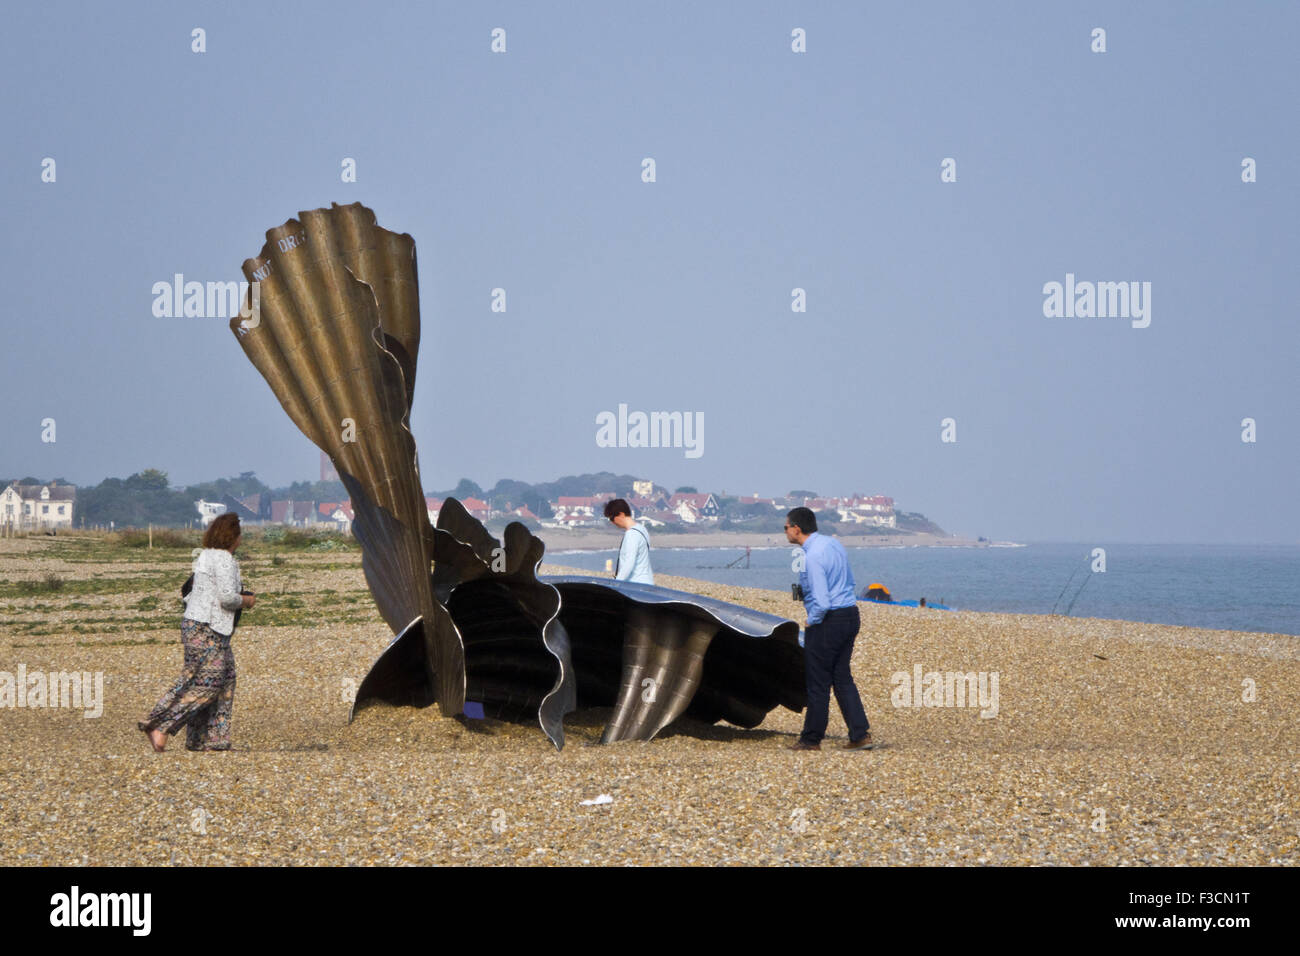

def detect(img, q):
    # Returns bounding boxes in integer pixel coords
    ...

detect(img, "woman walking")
[139,512,254,752]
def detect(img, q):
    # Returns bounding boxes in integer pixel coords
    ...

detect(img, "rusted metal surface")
[232,203,804,748]
[229,202,463,716]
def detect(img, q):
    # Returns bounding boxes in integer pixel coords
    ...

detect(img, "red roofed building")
[318,501,354,533]
[629,488,669,510]
[628,495,662,515]
[836,493,896,528]
[544,496,603,527]
[271,500,318,527]
[552,496,601,525]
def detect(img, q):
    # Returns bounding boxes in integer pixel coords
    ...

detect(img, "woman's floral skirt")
[139,618,237,751]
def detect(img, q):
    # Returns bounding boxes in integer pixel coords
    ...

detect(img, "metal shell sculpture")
[231,203,804,749]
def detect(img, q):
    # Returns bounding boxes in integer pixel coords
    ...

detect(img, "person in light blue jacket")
[785,506,872,751]
[604,498,653,585]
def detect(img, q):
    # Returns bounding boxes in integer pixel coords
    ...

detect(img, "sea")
[546,541,1300,638]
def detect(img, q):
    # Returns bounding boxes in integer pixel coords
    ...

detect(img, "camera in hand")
[791,583,805,602]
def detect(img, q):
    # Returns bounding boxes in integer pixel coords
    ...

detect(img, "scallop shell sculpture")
[231,203,804,749]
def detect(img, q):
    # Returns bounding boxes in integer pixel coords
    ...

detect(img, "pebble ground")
[1,535,1296,865]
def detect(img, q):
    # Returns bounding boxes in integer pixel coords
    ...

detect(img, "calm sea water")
[547,542,1300,637]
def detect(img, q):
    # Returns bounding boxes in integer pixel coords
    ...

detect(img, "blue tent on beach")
[859,583,953,611]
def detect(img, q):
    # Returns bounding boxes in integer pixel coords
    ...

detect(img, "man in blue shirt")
[785,506,872,751]
[605,498,654,585]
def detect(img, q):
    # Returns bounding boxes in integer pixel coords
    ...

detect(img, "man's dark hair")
[604,498,632,519]
[786,506,817,535]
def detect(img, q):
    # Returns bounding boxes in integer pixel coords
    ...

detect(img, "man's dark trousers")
[799,604,870,745]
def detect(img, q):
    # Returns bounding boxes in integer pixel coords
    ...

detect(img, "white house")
[2,481,77,530]
[836,494,897,528]
[668,492,720,523]
[195,499,228,527]
[0,484,23,527]
[550,496,602,527]
[318,501,354,533]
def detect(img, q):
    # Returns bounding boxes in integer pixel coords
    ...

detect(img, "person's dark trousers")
[799,604,870,745]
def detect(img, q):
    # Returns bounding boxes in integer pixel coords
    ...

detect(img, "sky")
[1,1,1296,544]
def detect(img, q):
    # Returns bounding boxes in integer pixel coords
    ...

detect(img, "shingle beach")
[1,534,1296,866]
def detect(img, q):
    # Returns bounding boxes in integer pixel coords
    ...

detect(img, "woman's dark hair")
[786,506,817,534]
[203,512,242,550]
[604,498,632,519]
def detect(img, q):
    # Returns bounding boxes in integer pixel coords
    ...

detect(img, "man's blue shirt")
[615,523,654,585]
[798,531,856,625]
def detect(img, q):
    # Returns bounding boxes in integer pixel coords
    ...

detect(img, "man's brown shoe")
[788,741,821,751]
[842,732,874,750]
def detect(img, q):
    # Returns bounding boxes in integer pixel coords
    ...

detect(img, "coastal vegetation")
[5,469,946,538]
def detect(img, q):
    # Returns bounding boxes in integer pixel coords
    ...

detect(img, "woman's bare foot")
[140,726,166,752]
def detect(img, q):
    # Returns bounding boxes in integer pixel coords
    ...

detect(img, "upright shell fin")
[230,203,465,716]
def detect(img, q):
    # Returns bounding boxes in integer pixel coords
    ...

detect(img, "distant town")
[1,452,948,538]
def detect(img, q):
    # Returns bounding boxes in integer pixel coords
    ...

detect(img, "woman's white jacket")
[184,548,244,637]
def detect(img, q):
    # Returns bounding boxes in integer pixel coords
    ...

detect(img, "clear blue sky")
[2,1,1296,544]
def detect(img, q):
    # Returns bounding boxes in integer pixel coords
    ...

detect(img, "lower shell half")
[351,574,806,749]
